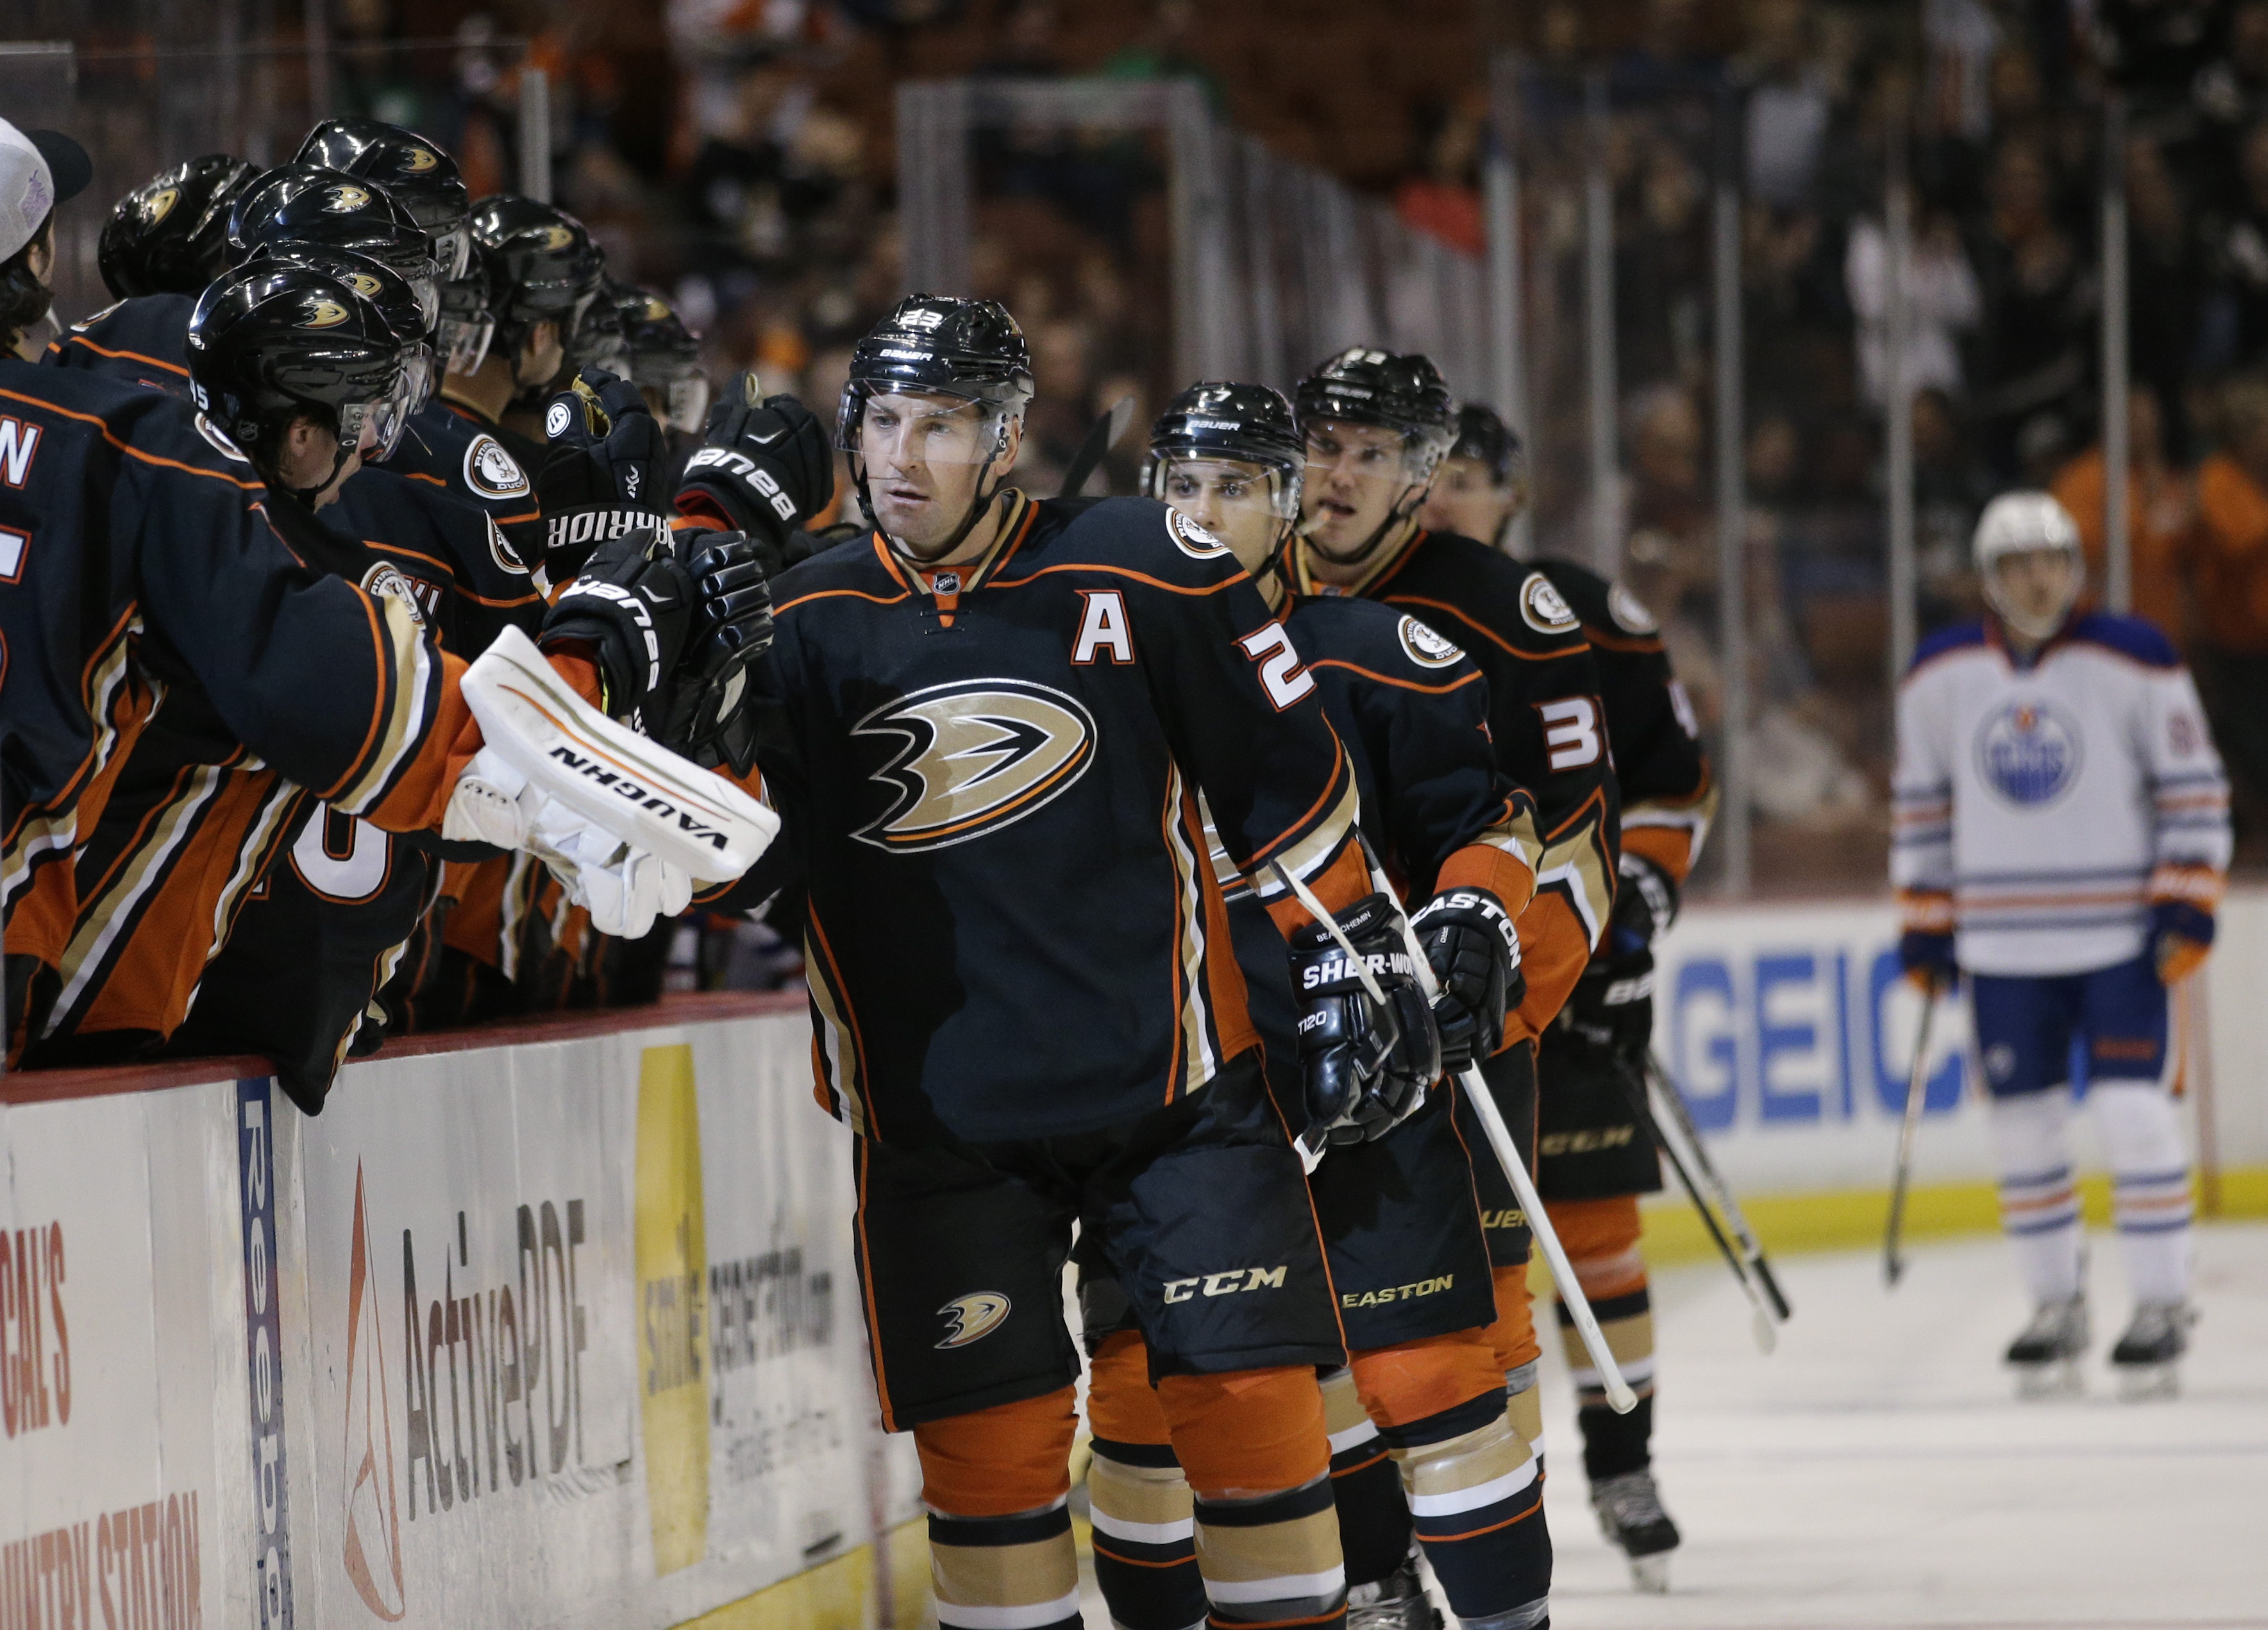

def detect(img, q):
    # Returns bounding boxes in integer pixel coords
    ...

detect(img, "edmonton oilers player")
[1893,492,2230,1395]
[697,298,1441,1630]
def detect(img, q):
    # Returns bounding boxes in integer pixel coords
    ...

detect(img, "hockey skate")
[2004,1293,2088,1397]
[2110,1301,2196,1400]
[1345,1552,1443,1630]
[1591,1469,1679,1593]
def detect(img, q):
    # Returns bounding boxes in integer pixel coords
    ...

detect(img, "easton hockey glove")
[676,376,833,546]
[1288,893,1441,1145]
[1411,886,1524,1072]
[659,531,775,775]
[537,368,669,580]
[540,526,695,727]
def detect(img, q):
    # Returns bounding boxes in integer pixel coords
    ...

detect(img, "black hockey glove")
[659,531,774,775]
[676,376,833,547]
[537,368,670,581]
[1411,886,1525,1073]
[1560,946,1655,1057]
[1612,850,1679,951]
[1288,893,1441,1146]
[540,525,695,728]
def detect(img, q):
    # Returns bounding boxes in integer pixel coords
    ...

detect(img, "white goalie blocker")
[444,626,778,934]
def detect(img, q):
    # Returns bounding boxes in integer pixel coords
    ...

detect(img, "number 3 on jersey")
[1239,623,1316,710]
[290,803,391,902]
[1536,696,1603,770]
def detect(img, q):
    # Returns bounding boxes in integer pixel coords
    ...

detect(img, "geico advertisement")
[0,1084,242,1630]
[1652,900,1990,1193]
[295,1043,638,1630]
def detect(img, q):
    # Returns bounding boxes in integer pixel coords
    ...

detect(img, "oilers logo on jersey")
[851,678,1098,851]
[1975,700,2083,807]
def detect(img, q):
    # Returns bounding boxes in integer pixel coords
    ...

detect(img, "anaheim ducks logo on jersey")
[1397,614,1464,669]
[1167,508,1230,559]
[1520,573,1580,634]
[935,1292,1011,1349]
[463,432,531,500]
[852,678,1096,852]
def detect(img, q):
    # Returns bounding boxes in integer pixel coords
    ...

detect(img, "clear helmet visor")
[1981,543,2083,640]
[663,373,712,435]
[850,390,1011,470]
[339,349,429,462]
[1299,421,1440,551]
[431,222,473,281]
[1151,454,1297,566]
[439,312,494,376]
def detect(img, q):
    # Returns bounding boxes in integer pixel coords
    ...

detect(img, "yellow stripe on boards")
[637,1043,712,1575]
[670,1521,932,1630]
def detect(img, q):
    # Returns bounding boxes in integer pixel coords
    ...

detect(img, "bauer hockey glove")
[1288,893,1441,1145]
[541,526,696,728]
[659,531,775,775]
[676,375,833,547]
[1613,849,1679,951]
[1411,886,1524,1072]
[537,367,669,580]
[2149,898,2215,984]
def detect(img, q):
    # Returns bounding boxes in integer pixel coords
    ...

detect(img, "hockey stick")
[1882,988,1940,1288]
[1270,861,1638,1414]
[1608,1055,1778,1353]
[1644,1050,1792,1324]
[1059,394,1138,498]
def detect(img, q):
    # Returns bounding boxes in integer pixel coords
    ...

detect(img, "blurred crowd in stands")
[58,0,2268,909]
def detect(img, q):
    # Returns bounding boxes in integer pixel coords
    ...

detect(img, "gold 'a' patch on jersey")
[852,678,1096,852]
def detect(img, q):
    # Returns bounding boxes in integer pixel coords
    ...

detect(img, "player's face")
[857,391,1015,558]
[1418,455,1518,544]
[1302,419,1419,560]
[1988,546,2083,635]
[1157,456,1284,575]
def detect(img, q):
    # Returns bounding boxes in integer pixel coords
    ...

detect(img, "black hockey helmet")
[294,117,472,278]
[1147,381,1306,476]
[1446,402,1523,487]
[435,239,501,376]
[835,293,1034,449]
[568,274,635,376]
[187,258,423,501]
[1296,346,1456,467]
[615,283,708,432]
[228,164,441,336]
[467,195,605,360]
[97,153,258,300]
[240,242,435,414]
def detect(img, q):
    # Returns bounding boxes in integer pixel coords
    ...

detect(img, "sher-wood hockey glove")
[540,526,695,727]
[537,368,669,581]
[659,531,774,775]
[1411,886,1524,1072]
[676,377,833,547]
[1289,893,1441,1145]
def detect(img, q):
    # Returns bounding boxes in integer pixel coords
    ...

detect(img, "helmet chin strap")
[855,457,1010,571]
[280,435,356,510]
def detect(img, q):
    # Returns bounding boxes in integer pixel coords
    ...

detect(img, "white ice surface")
[1078,1224,2268,1629]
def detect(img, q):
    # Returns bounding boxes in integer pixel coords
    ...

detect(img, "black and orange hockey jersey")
[40,293,199,394]
[1211,592,1544,1064]
[1527,560,1717,890]
[0,360,455,1054]
[385,396,548,584]
[711,492,1369,1146]
[1293,529,1617,1032]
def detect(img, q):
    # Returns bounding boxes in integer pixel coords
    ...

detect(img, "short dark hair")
[0,211,55,352]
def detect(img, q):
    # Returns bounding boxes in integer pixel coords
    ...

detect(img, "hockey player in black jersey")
[691,298,1441,1630]
[1287,353,1623,1604]
[0,146,742,1055]
[1075,382,1595,1630]
[1424,402,1717,1592]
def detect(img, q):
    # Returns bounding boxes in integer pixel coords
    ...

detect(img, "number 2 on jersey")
[1238,623,1316,710]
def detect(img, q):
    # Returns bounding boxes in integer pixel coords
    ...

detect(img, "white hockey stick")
[1271,861,1638,1415]
[459,625,778,884]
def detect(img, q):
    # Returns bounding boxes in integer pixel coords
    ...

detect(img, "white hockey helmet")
[1973,490,2083,639]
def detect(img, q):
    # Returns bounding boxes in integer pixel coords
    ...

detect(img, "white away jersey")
[1891,613,2230,976]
